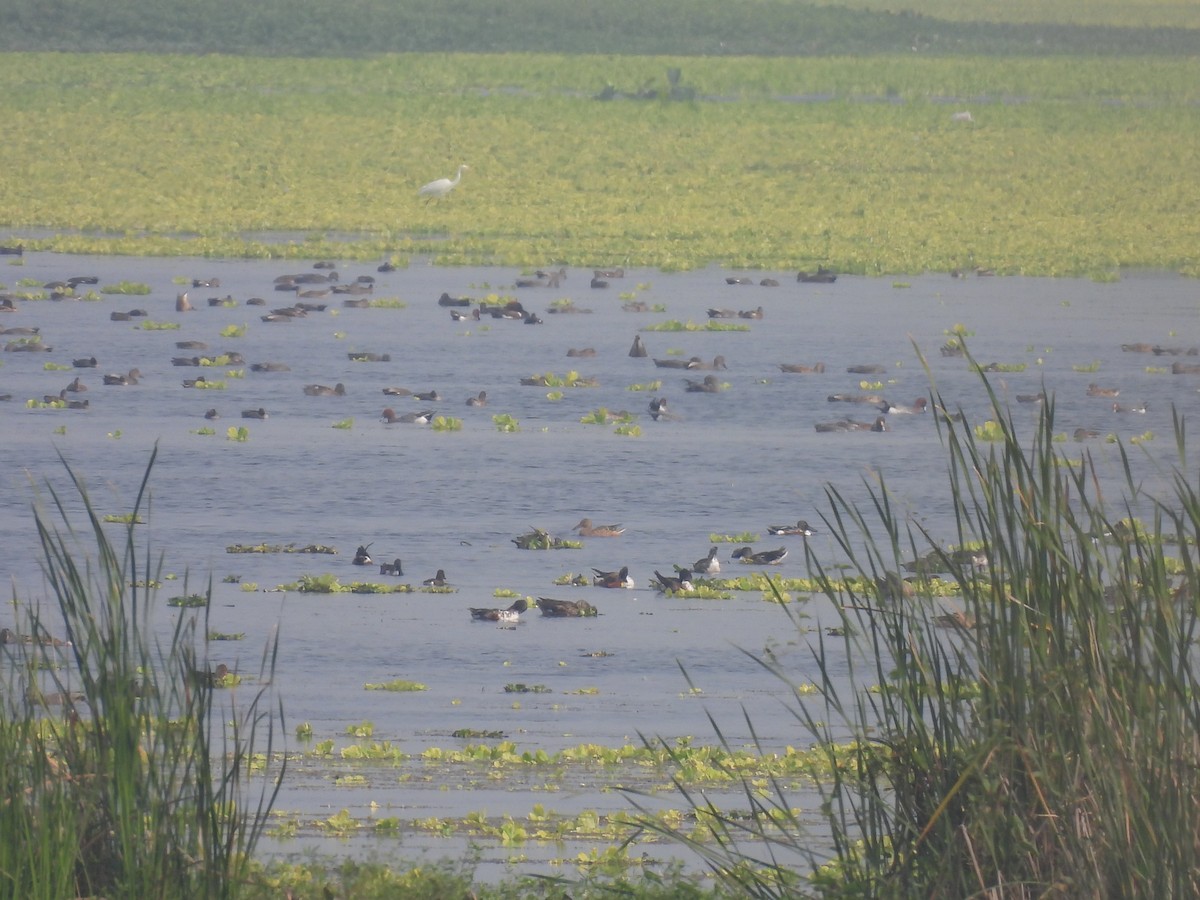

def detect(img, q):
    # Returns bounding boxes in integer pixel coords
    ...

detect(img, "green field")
[1,52,1196,275]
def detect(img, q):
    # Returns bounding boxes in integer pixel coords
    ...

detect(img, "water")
[2,254,1196,878]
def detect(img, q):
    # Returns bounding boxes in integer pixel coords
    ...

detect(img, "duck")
[797,267,837,283]
[451,308,480,321]
[882,397,929,415]
[437,292,472,307]
[778,362,825,373]
[690,355,728,371]
[72,356,97,368]
[64,376,87,393]
[652,569,694,593]
[414,389,441,402]
[692,546,720,575]
[536,597,598,617]
[731,546,788,565]
[648,397,676,421]
[1015,392,1045,404]
[182,376,210,389]
[470,597,529,623]
[303,383,346,397]
[575,518,625,537]
[347,352,390,362]
[378,558,404,576]
[594,267,624,279]
[628,335,648,358]
[423,569,449,587]
[0,627,71,647]
[352,544,374,566]
[1073,427,1100,441]
[381,386,413,396]
[566,348,597,358]
[847,364,886,375]
[466,391,488,407]
[103,368,141,386]
[654,356,703,369]
[684,375,722,393]
[204,409,220,420]
[241,408,269,419]
[814,417,889,433]
[381,408,435,424]
[827,393,885,404]
[707,308,737,319]
[737,306,764,320]
[768,520,816,536]
[250,362,291,372]
[1087,383,1120,398]
[592,566,634,589]
[1113,401,1147,414]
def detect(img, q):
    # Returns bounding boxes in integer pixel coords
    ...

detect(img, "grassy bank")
[0,53,1197,275]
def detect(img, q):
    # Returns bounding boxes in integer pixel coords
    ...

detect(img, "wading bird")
[418,164,469,201]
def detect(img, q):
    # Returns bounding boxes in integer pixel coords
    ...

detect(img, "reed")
[637,349,1200,896]
[0,448,283,899]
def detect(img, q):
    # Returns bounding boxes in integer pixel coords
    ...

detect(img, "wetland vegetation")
[2,1,1198,896]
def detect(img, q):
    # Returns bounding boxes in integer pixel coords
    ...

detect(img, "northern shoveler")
[103,368,141,386]
[731,546,788,565]
[684,375,722,393]
[1113,401,1147,414]
[303,383,346,396]
[814,417,889,432]
[352,544,374,566]
[692,546,720,575]
[768,520,815,536]
[470,597,529,622]
[882,397,929,415]
[379,558,404,576]
[652,569,694,593]
[536,597,598,617]
[423,569,449,587]
[592,566,634,588]
[381,408,434,424]
[241,407,269,419]
[575,519,625,538]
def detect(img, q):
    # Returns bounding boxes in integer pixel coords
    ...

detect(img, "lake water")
[2,253,1197,880]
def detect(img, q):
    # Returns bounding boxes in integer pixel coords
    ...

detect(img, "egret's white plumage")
[418,164,468,200]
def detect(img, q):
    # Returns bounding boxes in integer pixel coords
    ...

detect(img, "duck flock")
[2,254,1198,629]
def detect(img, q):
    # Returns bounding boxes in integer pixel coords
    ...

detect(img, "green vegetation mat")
[0,53,1196,275]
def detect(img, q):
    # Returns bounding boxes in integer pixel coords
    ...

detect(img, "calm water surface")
[2,254,1196,879]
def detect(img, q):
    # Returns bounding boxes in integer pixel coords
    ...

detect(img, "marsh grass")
[0,449,282,898]
[637,351,1200,896]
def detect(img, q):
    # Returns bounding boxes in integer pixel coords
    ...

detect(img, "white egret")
[418,164,468,201]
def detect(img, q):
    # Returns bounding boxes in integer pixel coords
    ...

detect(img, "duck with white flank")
[731,546,788,565]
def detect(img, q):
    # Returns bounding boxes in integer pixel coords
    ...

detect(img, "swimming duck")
[847,364,886,375]
[381,386,413,396]
[566,348,597,358]
[707,308,737,319]
[797,267,837,283]
[352,544,374,566]
[1073,427,1100,441]
[241,408,269,419]
[450,308,480,322]
[628,335,648,358]
[575,519,625,538]
[684,375,722,393]
[1087,383,1120,398]
[737,306,764,320]
[414,389,441,402]
[536,597,599,617]
[778,362,825,373]
[423,569,449,587]
[814,417,889,433]
[204,409,219,420]
[882,397,928,415]
[690,355,728,371]
[466,391,488,407]
[592,566,634,589]
[1113,401,1147,414]
[827,393,885,404]
[64,376,87,393]
[378,559,404,576]
[470,597,529,623]
[652,569,694,593]
[438,292,472,307]
[768,520,815,536]
[103,368,141,386]
[303,383,346,397]
[1015,392,1045,404]
[250,362,291,372]
[1,627,71,647]
[654,356,703,369]
[182,376,210,389]
[648,397,676,421]
[692,546,720,575]
[381,408,435,424]
[731,546,788,565]
[72,356,97,368]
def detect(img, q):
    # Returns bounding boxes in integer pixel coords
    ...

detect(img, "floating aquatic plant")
[226,426,249,442]
[219,324,246,338]
[166,593,207,608]
[102,513,144,524]
[430,415,462,431]
[364,679,427,692]
[492,413,520,432]
[709,532,760,543]
[331,417,353,429]
[139,320,180,330]
[101,280,151,294]
[641,319,750,332]
[626,380,662,392]
[43,361,71,371]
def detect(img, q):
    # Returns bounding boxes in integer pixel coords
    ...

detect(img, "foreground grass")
[0,53,1197,275]
[640,357,1200,896]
